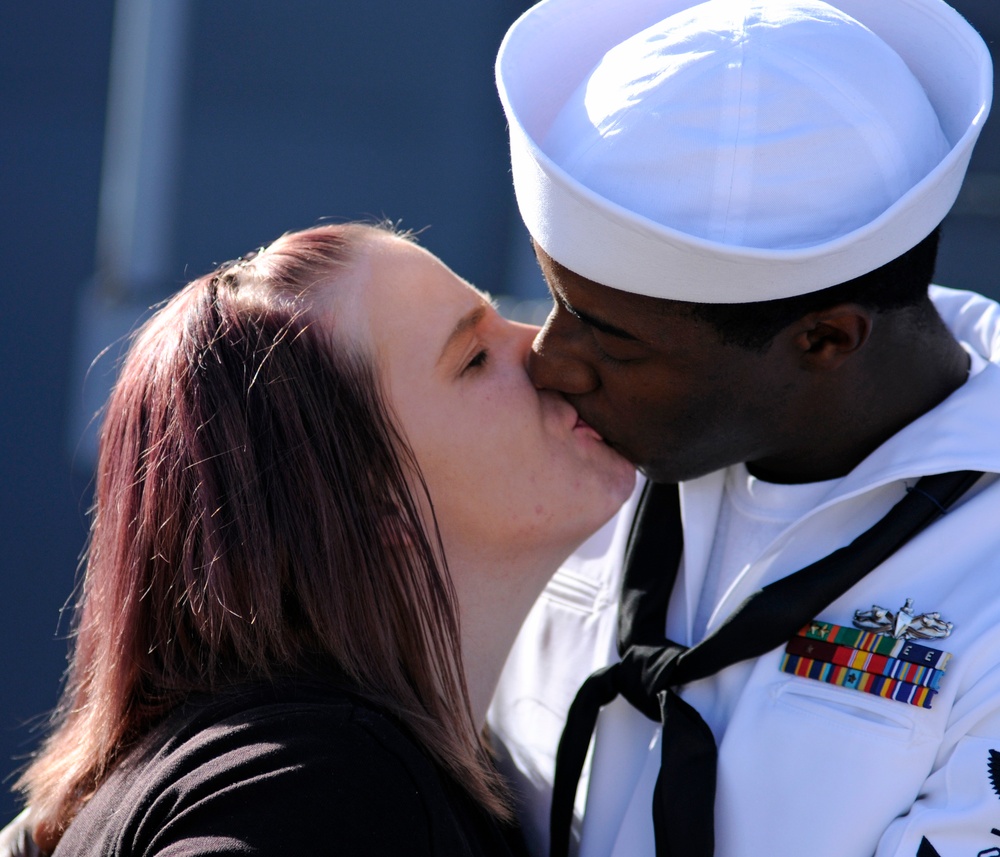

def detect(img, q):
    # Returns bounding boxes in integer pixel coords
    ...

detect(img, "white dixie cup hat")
[496,0,993,302]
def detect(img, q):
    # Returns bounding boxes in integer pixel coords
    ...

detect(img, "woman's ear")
[791,303,873,371]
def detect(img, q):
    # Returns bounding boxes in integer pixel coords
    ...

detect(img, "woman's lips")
[573,415,604,442]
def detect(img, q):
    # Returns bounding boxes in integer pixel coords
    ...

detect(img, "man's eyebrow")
[556,292,641,341]
[437,303,488,365]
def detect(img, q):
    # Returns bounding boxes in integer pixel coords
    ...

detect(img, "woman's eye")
[463,349,489,373]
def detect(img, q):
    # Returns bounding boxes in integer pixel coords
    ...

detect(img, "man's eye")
[594,342,628,365]
[591,331,634,365]
[463,349,489,372]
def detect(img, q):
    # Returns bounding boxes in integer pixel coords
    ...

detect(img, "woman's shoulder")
[56,680,511,856]
[158,678,430,770]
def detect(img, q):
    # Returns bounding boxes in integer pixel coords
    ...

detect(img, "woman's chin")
[601,465,639,524]
[584,440,640,509]
[569,464,639,543]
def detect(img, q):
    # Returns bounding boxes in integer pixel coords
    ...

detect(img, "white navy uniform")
[489,287,1000,857]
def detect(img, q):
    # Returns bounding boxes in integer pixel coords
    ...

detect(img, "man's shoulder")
[931,285,1000,363]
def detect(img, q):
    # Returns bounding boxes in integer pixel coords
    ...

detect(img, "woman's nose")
[527,316,600,395]
[508,320,541,358]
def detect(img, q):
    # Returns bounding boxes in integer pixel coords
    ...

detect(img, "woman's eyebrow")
[437,304,488,365]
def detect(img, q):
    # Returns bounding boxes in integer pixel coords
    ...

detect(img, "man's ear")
[790,303,873,370]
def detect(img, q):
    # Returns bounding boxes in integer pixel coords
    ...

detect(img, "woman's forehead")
[349,235,484,368]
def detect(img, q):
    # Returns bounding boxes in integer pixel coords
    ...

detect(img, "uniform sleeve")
[0,811,40,857]
[874,664,1000,857]
[129,706,443,856]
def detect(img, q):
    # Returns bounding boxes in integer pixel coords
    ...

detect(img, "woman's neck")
[447,542,573,727]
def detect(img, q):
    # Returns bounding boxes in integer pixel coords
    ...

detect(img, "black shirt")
[54,680,525,856]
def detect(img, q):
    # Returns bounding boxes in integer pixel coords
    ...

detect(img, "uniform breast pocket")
[717,676,941,857]
[771,677,920,742]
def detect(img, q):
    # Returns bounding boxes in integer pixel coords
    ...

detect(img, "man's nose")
[527,319,600,394]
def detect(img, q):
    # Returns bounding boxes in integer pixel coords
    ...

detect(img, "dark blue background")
[1,0,997,826]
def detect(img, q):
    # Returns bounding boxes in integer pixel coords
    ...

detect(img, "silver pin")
[852,598,953,640]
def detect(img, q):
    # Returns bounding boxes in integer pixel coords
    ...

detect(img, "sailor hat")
[496,0,993,302]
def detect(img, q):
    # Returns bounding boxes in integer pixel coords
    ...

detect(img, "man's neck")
[749,328,970,485]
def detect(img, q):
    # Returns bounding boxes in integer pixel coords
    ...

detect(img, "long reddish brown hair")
[19,223,507,850]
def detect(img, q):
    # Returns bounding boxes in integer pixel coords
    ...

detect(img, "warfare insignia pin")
[852,598,953,641]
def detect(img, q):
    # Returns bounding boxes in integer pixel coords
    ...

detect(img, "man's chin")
[593,433,719,484]
[638,466,679,485]
[638,458,719,486]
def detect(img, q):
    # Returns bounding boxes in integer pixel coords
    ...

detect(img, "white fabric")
[495,0,993,302]
[488,286,1000,857]
[543,0,949,251]
[694,465,839,644]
